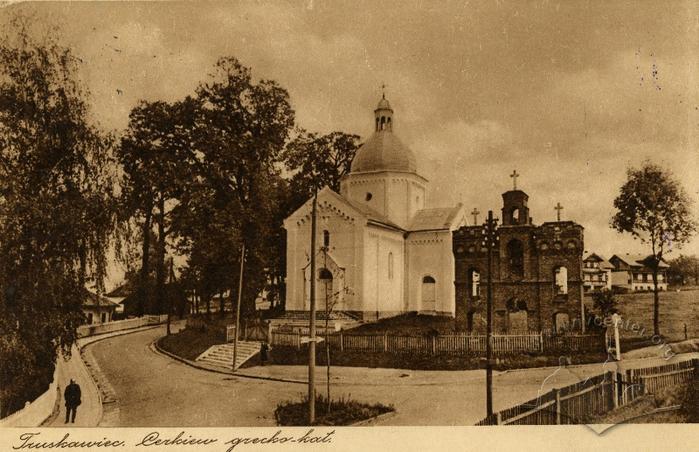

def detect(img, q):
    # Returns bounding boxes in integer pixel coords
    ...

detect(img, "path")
[89,325,699,426]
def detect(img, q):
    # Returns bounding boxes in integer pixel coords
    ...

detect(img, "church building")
[283,95,464,319]
[453,178,585,334]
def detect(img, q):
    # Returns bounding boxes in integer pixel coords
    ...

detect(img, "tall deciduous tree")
[611,161,697,336]
[283,130,361,212]
[119,97,198,322]
[0,16,117,415]
[186,57,295,317]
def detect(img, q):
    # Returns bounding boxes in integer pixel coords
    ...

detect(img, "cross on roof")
[381,82,387,98]
[510,170,520,190]
[554,202,564,221]
[471,208,481,225]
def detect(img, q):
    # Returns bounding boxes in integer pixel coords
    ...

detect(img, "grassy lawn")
[585,288,699,342]
[158,326,224,361]
[589,377,698,424]
[270,345,608,371]
[348,312,460,335]
[275,394,393,426]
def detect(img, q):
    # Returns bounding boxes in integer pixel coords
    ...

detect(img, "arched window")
[468,269,480,297]
[388,252,394,280]
[507,239,524,278]
[511,207,520,224]
[323,230,330,248]
[319,268,333,280]
[554,312,570,333]
[318,268,333,310]
[554,266,568,294]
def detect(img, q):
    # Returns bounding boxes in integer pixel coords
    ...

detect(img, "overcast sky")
[5,1,699,277]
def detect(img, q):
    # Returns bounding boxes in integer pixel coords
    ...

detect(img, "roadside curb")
[151,338,307,385]
[350,409,397,426]
[43,323,166,427]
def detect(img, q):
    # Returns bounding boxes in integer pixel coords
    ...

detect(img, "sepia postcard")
[0,1,697,451]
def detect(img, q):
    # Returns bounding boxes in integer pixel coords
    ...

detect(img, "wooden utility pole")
[308,190,318,424]
[232,243,245,372]
[484,210,498,417]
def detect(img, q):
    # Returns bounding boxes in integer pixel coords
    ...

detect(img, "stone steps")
[195,341,262,370]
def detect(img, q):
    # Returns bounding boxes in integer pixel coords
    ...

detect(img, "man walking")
[64,379,81,423]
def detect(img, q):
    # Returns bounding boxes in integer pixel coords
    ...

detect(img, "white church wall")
[341,174,387,218]
[284,198,364,313]
[341,172,427,230]
[405,231,456,316]
[363,227,405,318]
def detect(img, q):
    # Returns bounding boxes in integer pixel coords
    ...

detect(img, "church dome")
[350,131,417,173]
[350,95,418,174]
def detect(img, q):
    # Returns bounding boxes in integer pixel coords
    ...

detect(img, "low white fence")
[76,314,168,337]
[1,314,168,427]
[0,363,61,428]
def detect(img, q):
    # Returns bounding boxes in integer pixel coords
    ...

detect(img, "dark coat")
[64,382,81,407]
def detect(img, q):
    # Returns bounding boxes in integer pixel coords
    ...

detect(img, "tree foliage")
[611,161,697,334]
[0,17,117,415]
[667,254,699,286]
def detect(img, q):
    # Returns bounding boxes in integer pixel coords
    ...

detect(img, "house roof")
[408,205,464,231]
[583,252,614,269]
[83,290,120,309]
[350,131,417,174]
[612,253,670,269]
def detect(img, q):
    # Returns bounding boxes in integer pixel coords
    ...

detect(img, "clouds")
[4,0,698,259]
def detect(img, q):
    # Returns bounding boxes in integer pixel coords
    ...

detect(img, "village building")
[453,179,585,333]
[609,254,669,292]
[283,95,464,320]
[82,290,119,325]
[582,252,613,293]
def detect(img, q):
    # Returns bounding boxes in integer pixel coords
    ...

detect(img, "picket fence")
[270,330,604,355]
[476,358,698,425]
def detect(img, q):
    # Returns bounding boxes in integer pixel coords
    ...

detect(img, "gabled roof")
[611,253,670,269]
[408,205,464,232]
[583,252,614,269]
[83,290,120,308]
[345,198,404,231]
[284,186,405,232]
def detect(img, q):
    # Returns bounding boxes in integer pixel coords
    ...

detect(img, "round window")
[365,192,372,201]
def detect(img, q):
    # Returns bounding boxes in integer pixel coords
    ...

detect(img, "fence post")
[431,335,436,355]
[539,331,544,353]
[495,412,502,425]
[383,333,388,353]
[554,389,561,425]
[340,331,344,352]
[296,330,301,350]
[267,322,272,345]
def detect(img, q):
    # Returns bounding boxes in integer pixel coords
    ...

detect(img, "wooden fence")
[475,358,698,425]
[270,330,604,356]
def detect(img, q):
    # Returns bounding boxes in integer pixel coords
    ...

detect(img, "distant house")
[582,252,613,293]
[609,253,669,292]
[82,291,120,325]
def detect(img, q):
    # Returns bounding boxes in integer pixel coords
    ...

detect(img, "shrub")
[274,394,393,426]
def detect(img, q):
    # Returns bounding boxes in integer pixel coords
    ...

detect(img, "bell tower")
[501,170,530,226]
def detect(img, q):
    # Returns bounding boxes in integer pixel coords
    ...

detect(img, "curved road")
[89,326,301,426]
[88,326,699,426]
